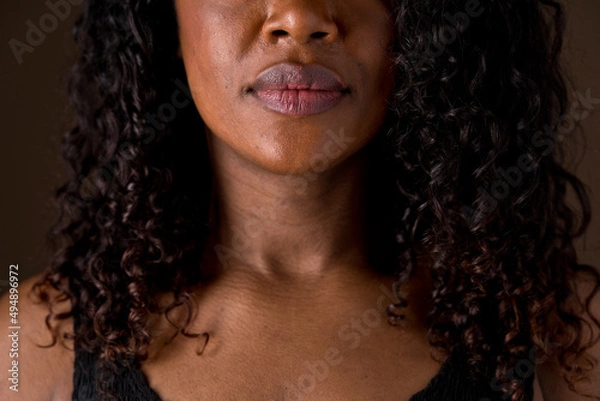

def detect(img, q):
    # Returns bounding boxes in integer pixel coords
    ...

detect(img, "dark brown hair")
[33,0,600,400]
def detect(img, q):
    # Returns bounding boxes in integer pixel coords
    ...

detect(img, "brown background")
[0,0,598,289]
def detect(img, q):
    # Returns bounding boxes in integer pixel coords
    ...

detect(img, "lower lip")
[251,89,345,117]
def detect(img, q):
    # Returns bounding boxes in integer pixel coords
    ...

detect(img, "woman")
[1,0,599,400]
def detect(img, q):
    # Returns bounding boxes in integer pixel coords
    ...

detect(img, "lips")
[248,63,349,117]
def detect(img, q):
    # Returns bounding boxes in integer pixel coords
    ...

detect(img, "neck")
[204,134,395,285]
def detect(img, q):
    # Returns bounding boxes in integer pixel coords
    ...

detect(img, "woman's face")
[174,0,396,174]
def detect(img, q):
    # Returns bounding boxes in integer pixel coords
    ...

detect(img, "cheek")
[177,10,240,124]
[185,54,239,141]
[360,28,395,95]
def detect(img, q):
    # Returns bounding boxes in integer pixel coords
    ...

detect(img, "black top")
[72,315,535,401]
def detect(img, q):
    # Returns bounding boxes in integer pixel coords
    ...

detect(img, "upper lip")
[249,63,348,93]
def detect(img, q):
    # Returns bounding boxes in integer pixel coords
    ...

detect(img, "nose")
[261,1,340,45]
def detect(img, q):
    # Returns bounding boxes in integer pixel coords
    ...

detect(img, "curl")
[32,1,599,400]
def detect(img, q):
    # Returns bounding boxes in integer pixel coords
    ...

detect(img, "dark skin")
[137,1,443,400]
[1,0,590,400]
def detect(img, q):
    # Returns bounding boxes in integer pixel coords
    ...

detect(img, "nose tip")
[262,6,340,45]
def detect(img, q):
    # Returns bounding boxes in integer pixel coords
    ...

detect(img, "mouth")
[247,63,351,117]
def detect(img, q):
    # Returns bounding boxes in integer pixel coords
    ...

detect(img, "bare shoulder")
[0,271,75,401]
[535,270,600,401]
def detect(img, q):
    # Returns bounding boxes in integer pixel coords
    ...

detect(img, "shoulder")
[534,269,600,401]
[0,271,75,401]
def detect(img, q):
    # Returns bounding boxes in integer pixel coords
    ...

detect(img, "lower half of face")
[175,0,396,175]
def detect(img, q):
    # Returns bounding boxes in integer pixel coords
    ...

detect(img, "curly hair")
[32,0,600,400]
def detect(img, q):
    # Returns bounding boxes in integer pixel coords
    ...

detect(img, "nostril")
[272,29,288,37]
[310,32,328,39]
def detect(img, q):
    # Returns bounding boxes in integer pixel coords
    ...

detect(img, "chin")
[244,128,367,175]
